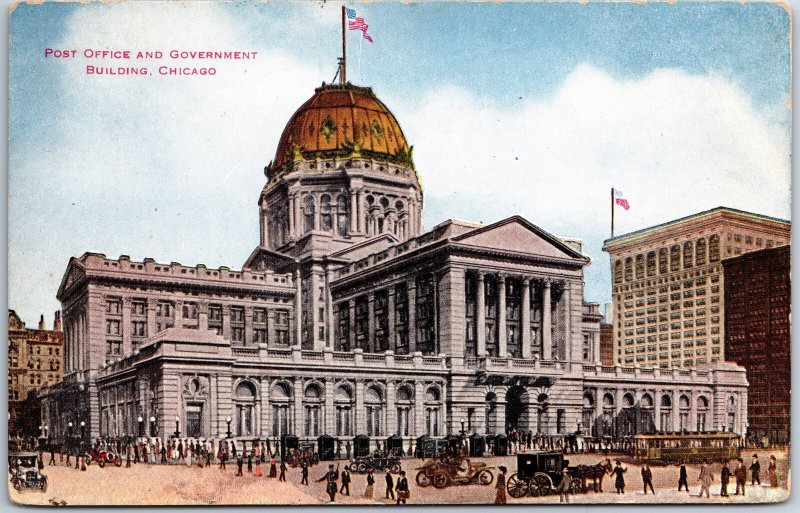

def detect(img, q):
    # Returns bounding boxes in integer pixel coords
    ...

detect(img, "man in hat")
[677,460,689,491]
[613,460,627,494]
[340,465,351,495]
[300,461,309,485]
[641,463,655,495]
[697,459,713,498]
[557,466,572,503]
[720,460,731,497]
[750,454,761,486]
[279,458,287,481]
[385,469,395,500]
[317,463,339,502]
[395,470,409,504]
[734,458,747,496]
[236,453,244,476]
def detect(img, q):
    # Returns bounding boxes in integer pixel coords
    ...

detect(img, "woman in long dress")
[269,455,278,478]
[768,455,778,487]
[365,470,375,498]
[495,466,507,504]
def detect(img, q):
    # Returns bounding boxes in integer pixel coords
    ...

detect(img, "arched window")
[365,386,383,436]
[320,194,332,232]
[485,392,497,434]
[425,387,442,436]
[639,394,654,433]
[678,394,690,432]
[683,241,694,269]
[304,383,323,436]
[235,381,257,437]
[396,385,413,436]
[582,392,595,434]
[670,245,681,272]
[695,238,707,265]
[614,260,623,284]
[303,195,315,232]
[660,394,672,432]
[271,382,291,437]
[709,235,720,262]
[725,396,736,432]
[537,393,549,435]
[696,396,709,432]
[621,393,635,436]
[337,194,349,236]
[334,385,354,436]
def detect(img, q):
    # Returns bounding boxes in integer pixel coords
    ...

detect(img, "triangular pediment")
[329,234,399,262]
[242,246,297,273]
[452,216,585,261]
[57,258,87,300]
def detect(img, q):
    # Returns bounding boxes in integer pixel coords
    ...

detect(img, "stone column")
[594,332,601,365]
[563,282,572,363]
[261,378,271,437]
[672,389,680,431]
[146,304,157,340]
[222,305,232,341]
[386,381,396,436]
[414,381,425,436]
[122,298,132,355]
[260,200,270,248]
[294,379,304,437]
[498,274,507,357]
[387,288,396,352]
[690,390,698,432]
[288,194,296,236]
[349,189,358,233]
[367,292,376,353]
[294,193,302,237]
[407,280,417,353]
[476,272,486,357]
[348,299,356,351]
[325,270,335,348]
[357,189,365,234]
[355,380,366,435]
[244,306,253,346]
[595,389,603,437]
[521,278,531,358]
[542,280,552,360]
[294,269,302,347]
[654,390,662,432]
[324,379,335,436]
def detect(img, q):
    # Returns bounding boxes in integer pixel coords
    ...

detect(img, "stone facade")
[41,84,749,446]
[8,310,63,436]
[603,207,790,369]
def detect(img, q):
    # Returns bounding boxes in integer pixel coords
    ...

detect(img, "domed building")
[41,82,748,454]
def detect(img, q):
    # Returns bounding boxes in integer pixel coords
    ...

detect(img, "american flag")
[346,7,374,43]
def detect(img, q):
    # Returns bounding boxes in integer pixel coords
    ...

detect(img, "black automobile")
[9,453,47,493]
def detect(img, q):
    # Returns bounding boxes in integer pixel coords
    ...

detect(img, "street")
[9,450,790,506]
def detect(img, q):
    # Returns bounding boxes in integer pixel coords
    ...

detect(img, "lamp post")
[149,416,156,437]
[174,416,180,438]
[226,416,232,439]
[138,416,144,437]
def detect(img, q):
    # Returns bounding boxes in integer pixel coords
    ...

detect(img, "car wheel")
[415,471,431,488]
[432,471,450,489]
[479,470,494,486]
[98,459,105,468]
[390,463,401,474]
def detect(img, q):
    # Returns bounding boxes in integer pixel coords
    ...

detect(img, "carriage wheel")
[41,478,48,493]
[479,469,494,486]
[415,471,431,488]
[357,463,367,473]
[506,473,529,498]
[531,473,552,496]
[432,471,450,489]
[115,456,122,467]
[569,478,584,495]
[390,463,401,474]
[98,459,106,468]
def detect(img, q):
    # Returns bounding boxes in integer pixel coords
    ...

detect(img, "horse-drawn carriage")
[505,452,611,498]
[351,454,402,474]
[286,443,319,467]
[415,457,494,488]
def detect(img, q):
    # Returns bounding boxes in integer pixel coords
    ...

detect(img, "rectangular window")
[232,327,245,343]
[182,302,198,319]
[132,321,147,337]
[106,319,121,335]
[131,300,146,315]
[230,306,245,323]
[274,309,290,345]
[253,328,267,344]
[253,308,267,324]
[209,305,223,322]
[106,298,122,314]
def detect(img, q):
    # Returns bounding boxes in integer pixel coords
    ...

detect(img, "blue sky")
[8,1,791,325]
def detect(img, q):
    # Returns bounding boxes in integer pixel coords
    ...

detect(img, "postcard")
[7,0,791,506]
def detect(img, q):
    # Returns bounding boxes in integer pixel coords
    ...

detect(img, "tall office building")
[603,207,789,368]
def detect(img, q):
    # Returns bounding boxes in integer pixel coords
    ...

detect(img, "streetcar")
[631,432,742,465]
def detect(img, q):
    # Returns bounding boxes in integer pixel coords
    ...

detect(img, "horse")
[575,458,614,493]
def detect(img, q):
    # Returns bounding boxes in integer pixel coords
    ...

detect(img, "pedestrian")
[613,460,627,494]
[365,469,375,498]
[220,447,227,470]
[279,459,287,481]
[301,461,309,485]
[750,454,761,486]
[236,454,243,476]
[641,463,655,494]
[697,459,713,498]
[734,458,747,496]
[385,469,395,500]
[720,460,730,497]
[340,465,351,495]
[126,444,132,468]
[395,470,409,504]
[48,444,56,466]
[495,466,507,504]
[345,441,351,460]
[65,449,71,467]
[247,453,253,473]
[269,455,277,478]
[678,461,689,491]
[255,458,263,478]
[317,464,339,502]
[557,467,572,503]
[768,455,778,488]
[142,442,149,464]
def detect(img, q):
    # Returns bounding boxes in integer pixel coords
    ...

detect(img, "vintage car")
[350,454,402,474]
[506,451,592,498]
[415,457,494,488]
[86,447,123,467]
[9,453,47,492]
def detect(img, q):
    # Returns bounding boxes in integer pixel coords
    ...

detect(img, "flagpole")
[341,5,347,84]
[611,187,615,238]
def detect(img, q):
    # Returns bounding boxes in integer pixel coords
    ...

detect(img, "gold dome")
[271,83,413,174]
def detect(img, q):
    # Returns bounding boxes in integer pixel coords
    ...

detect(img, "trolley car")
[632,432,742,465]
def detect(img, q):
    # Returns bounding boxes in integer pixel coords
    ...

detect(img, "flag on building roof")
[347,7,374,43]
[614,189,630,210]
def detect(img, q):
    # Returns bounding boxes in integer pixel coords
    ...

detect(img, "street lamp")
[80,421,86,439]
[459,417,466,436]
[149,416,156,437]
[138,416,144,437]
[226,416,232,438]
[174,416,180,438]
